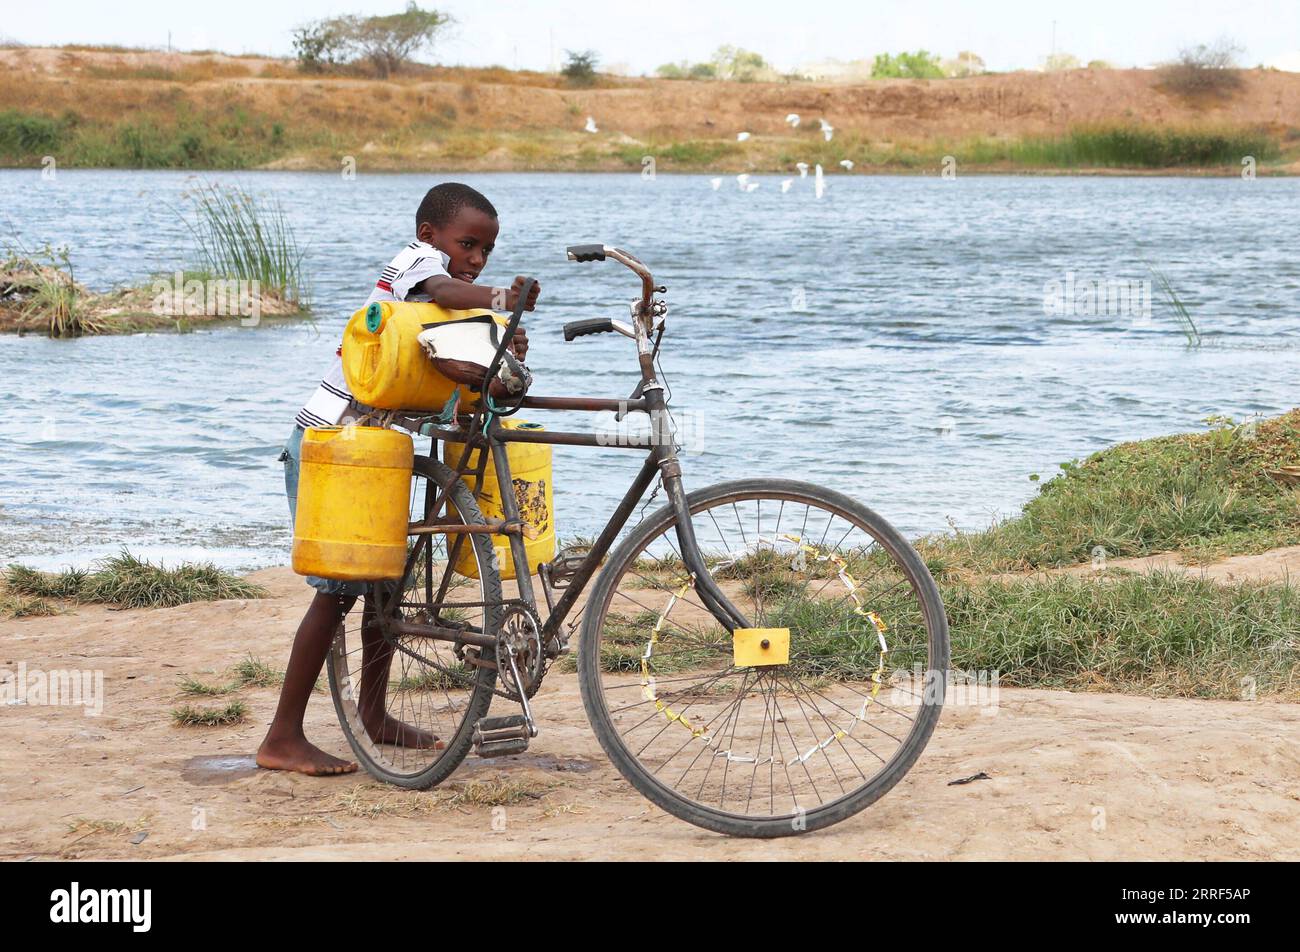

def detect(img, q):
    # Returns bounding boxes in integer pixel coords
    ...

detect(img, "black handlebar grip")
[563,318,615,341]
[566,244,606,263]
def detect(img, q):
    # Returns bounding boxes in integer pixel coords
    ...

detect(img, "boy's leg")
[357,588,443,749]
[256,591,359,776]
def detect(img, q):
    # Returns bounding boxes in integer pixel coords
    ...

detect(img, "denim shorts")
[281,424,369,598]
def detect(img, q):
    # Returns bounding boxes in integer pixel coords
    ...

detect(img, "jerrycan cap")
[365,302,386,333]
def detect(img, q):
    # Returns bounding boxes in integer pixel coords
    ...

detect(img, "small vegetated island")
[1,183,308,336]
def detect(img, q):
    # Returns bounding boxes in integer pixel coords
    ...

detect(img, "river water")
[2,169,1297,570]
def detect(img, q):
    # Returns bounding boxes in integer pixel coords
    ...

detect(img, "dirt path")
[1000,546,1300,585]
[3,566,1298,860]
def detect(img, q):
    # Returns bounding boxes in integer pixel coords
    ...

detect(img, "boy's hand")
[506,275,540,312]
[510,325,529,362]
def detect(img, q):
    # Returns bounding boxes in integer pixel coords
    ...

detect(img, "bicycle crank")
[473,604,543,757]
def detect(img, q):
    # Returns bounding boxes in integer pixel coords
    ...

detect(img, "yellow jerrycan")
[443,419,555,580]
[341,301,508,412]
[291,426,414,581]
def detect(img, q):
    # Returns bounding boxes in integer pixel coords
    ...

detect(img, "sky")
[4,0,1300,74]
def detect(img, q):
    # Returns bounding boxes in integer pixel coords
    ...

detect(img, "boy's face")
[418,207,499,283]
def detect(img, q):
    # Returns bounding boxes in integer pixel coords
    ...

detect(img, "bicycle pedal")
[473,714,531,757]
[475,737,530,758]
[477,714,527,733]
[543,549,589,589]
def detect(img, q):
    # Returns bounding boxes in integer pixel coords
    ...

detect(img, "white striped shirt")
[295,242,451,429]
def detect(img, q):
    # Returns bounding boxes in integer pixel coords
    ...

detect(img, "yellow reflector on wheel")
[733,628,791,667]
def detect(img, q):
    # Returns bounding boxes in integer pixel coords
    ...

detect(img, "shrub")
[872,50,945,79]
[1160,38,1244,99]
[0,110,62,158]
[561,49,598,86]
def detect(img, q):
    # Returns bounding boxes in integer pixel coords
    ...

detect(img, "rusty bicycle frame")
[375,245,750,676]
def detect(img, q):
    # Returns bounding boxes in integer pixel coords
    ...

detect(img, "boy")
[258,183,539,776]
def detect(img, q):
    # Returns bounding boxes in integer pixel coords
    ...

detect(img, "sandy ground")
[2,562,1298,861]
[1002,545,1300,585]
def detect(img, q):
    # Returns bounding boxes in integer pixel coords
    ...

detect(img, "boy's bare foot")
[365,714,444,750]
[256,737,358,776]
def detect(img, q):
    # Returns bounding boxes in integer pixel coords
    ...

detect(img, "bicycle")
[326,245,949,838]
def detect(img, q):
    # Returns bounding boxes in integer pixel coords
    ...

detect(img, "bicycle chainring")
[496,602,546,701]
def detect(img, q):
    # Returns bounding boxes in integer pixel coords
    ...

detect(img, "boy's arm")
[417,274,541,313]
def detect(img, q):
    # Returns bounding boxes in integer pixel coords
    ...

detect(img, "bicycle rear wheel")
[327,456,501,789]
[578,479,948,837]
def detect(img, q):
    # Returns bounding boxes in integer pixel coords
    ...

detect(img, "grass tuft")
[0,592,59,618]
[230,654,284,688]
[171,700,248,726]
[3,551,267,609]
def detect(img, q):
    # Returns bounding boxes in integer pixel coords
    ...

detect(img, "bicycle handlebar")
[563,317,614,340]
[565,243,658,310]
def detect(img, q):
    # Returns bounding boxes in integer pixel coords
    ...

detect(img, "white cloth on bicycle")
[416,315,503,369]
[294,241,451,430]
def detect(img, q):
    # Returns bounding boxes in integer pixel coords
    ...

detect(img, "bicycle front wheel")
[578,479,949,837]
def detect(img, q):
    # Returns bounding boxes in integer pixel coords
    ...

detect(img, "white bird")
[840,159,854,171]
[780,178,794,192]
[709,177,723,190]
[795,162,809,177]
[743,182,760,192]
[819,117,834,142]
[814,164,826,199]
[785,113,800,127]
[736,173,759,192]
[584,116,598,134]
[737,131,751,141]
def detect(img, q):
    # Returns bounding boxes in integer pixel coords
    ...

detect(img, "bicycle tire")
[578,478,949,837]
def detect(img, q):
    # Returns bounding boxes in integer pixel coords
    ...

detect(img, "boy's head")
[416,183,498,283]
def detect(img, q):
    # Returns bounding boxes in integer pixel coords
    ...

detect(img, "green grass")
[178,676,237,697]
[3,552,266,609]
[1,243,109,337]
[229,655,283,688]
[0,110,62,159]
[944,573,1299,699]
[579,573,1298,700]
[1148,265,1202,346]
[171,700,249,726]
[962,126,1280,169]
[920,410,1300,573]
[0,109,291,169]
[184,183,307,307]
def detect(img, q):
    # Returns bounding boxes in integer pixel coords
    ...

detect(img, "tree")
[292,4,453,78]
[345,3,452,78]
[872,50,944,79]
[291,21,348,73]
[711,45,770,82]
[561,49,599,86]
